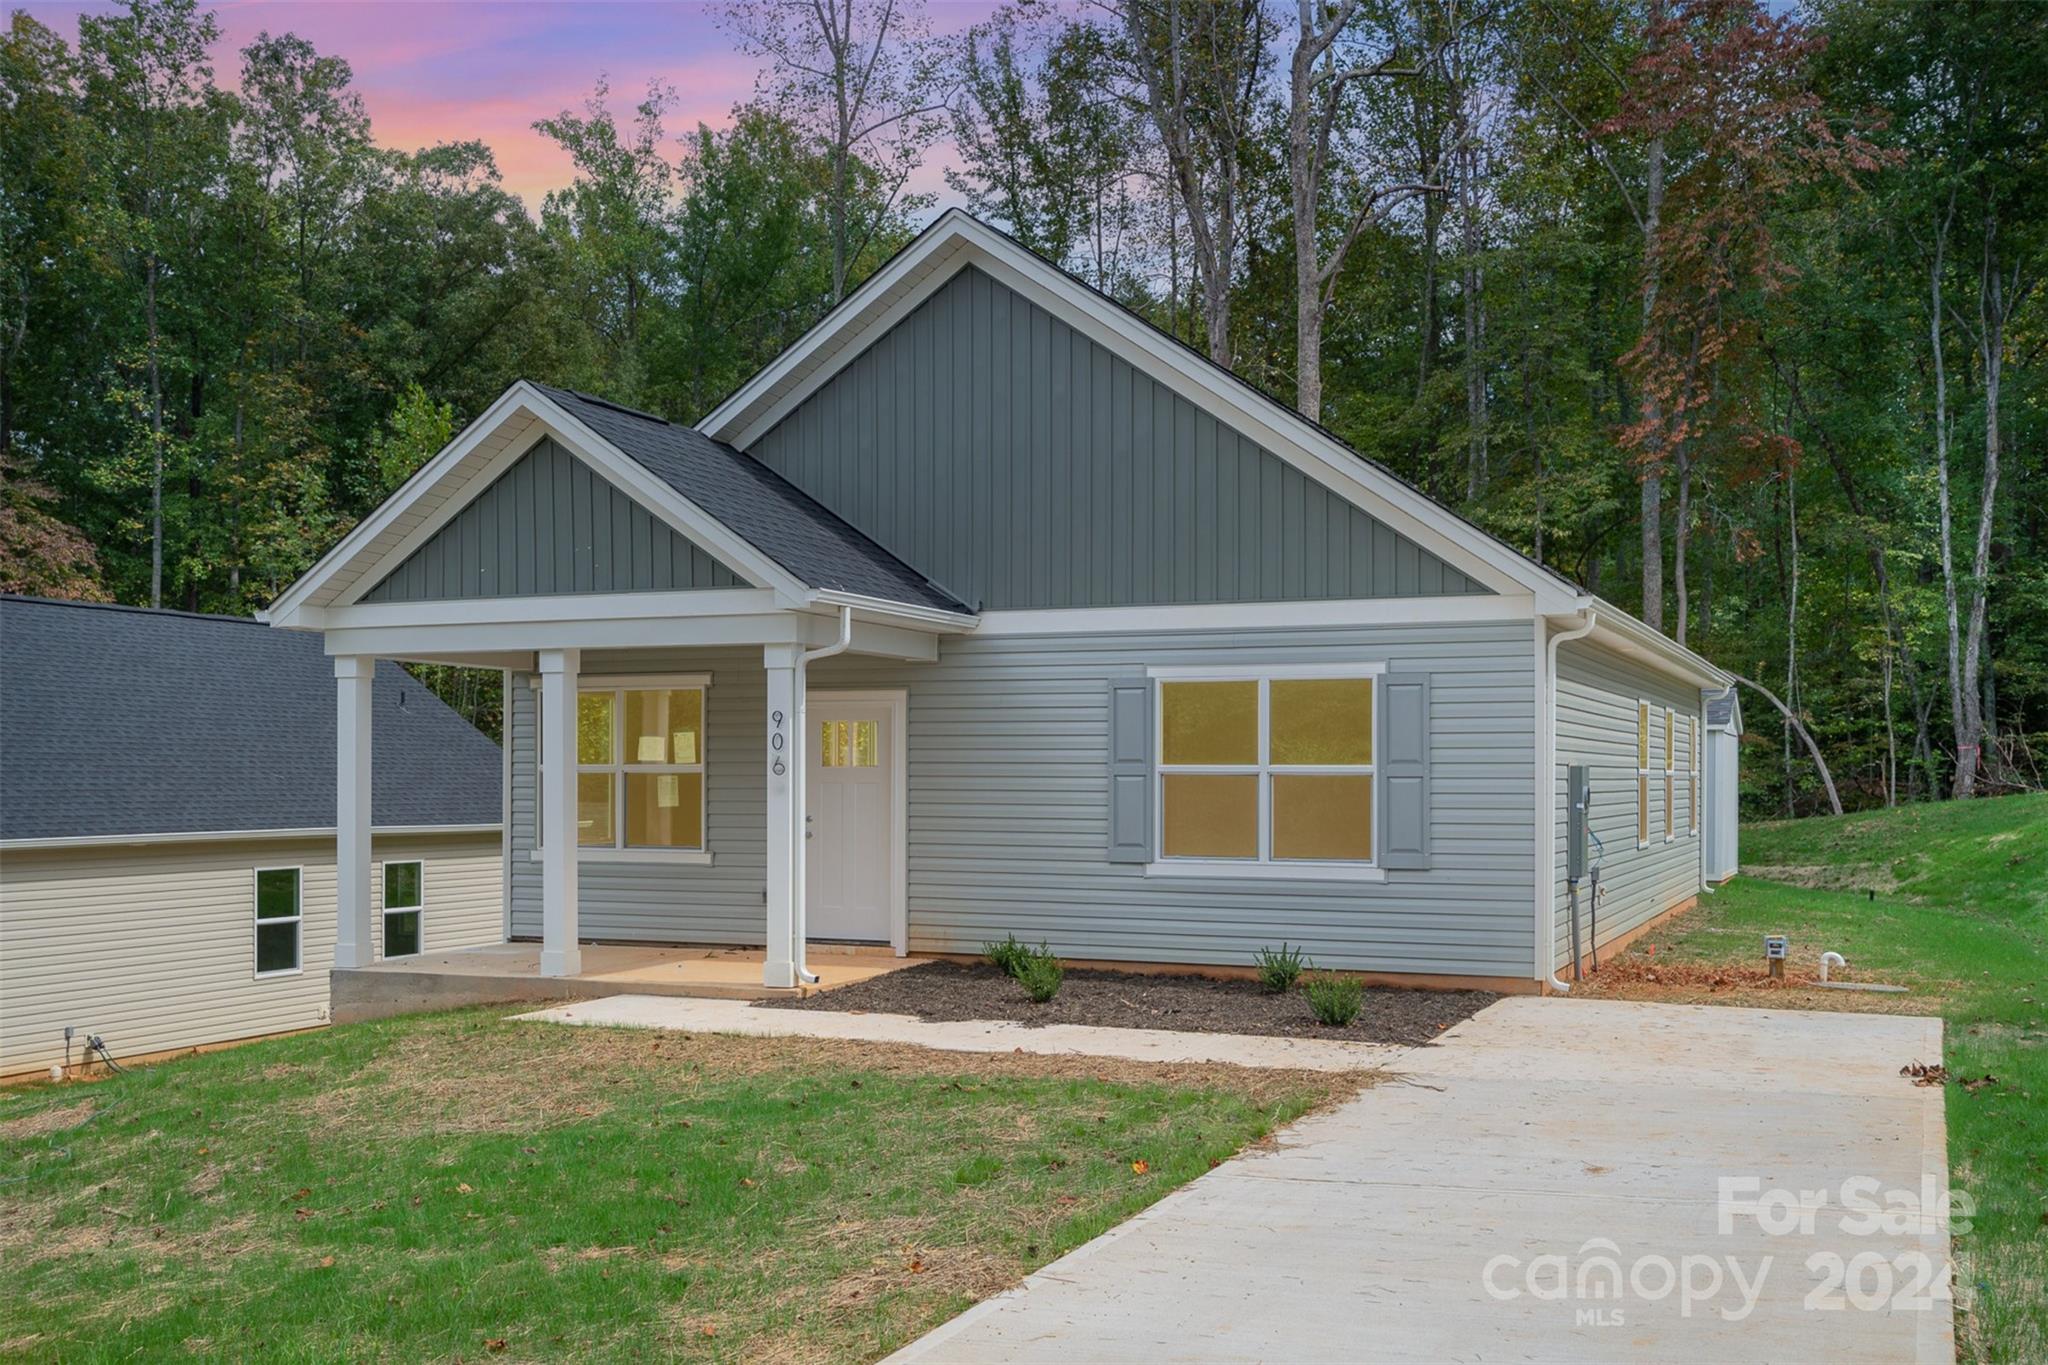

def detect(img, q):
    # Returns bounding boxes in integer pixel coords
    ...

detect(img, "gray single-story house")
[261,210,1734,995]
[0,596,503,1078]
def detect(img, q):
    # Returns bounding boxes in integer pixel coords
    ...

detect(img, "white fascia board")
[807,589,979,632]
[269,382,815,629]
[1576,601,1731,691]
[973,594,1534,637]
[297,588,783,631]
[266,383,543,625]
[0,823,502,852]
[319,612,819,658]
[702,213,1581,609]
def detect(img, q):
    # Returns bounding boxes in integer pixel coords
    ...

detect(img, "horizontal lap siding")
[506,624,1538,977]
[1552,640,1703,965]
[0,832,502,1077]
[508,650,767,943]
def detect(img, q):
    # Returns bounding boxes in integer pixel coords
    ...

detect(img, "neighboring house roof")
[527,384,969,614]
[0,595,502,844]
[1704,685,1742,735]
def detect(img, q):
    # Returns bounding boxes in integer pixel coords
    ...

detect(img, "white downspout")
[1540,607,1598,994]
[791,605,854,985]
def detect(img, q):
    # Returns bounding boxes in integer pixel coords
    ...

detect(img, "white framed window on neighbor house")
[1663,706,1677,842]
[253,866,303,978]
[1636,701,1653,849]
[1148,664,1383,880]
[383,860,423,958]
[537,674,710,861]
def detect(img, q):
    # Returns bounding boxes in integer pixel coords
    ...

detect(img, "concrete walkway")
[515,994,1408,1073]
[889,998,1953,1364]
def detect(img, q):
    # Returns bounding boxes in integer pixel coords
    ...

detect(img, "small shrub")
[982,934,1030,976]
[1015,948,1064,1003]
[1303,972,1364,1027]
[1253,943,1309,993]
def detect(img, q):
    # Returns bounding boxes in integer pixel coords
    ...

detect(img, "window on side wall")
[383,860,423,958]
[1689,712,1702,836]
[1636,702,1652,848]
[1663,707,1677,842]
[254,867,302,977]
[537,678,708,852]
[1155,670,1378,870]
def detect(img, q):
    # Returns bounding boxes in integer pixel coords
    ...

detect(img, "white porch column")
[763,644,802,988]
[538,647,583,978]
[334,656,375,970]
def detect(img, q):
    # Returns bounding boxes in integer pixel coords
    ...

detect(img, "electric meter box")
[1566,764,1591,881]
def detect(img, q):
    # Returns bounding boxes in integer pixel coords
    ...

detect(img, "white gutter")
[808,588,979,631]
[1539,608,1599,994]
[0,823,502,852]
[790,605,855,985]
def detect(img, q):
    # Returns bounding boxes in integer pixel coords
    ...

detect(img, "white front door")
[806,699,895,942]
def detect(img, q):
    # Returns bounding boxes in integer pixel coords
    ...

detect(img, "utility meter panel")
[1567,764,1591,881]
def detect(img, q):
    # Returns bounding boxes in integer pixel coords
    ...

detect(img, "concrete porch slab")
[513,993,1408,1072]
[329,942,913,1024]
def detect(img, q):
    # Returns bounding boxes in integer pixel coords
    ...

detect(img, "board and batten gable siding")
[1551,639,1704,967]
[747,265,1491,611]
[360,437,743,603]
[0,831,501,1078]
[507,620,1538,977]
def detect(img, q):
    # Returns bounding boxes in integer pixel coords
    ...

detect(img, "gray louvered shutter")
[1379,673,1432,870]
[1106,677,1154,863]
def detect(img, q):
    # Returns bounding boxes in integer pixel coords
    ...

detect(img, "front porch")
[329,941,918,1024]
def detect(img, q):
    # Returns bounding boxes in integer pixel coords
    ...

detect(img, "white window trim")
[381,859,425,960]
[1688,710,1702,837]
[1636,700,1653,851]
[536,673,715,863]
[253,865,304,979]
[1663,706,1678,844]
[1143,663,1386,882]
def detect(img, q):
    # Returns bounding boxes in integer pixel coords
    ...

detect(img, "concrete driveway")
[890,998,1954,1364]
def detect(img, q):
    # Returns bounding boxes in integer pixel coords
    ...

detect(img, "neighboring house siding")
[748,265,1491,610]
[1552,640,1703,971]
[0,831,501,1078]
[361,437,742,602]
[508,621,1538,977]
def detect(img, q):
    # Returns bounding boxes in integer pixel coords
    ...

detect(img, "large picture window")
[538,677,707,853]
[1155,670,1378,869]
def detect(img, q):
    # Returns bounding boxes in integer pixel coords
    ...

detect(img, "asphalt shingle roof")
[531,384,970,614]
[0,596,502,842]
[1705,687,1739,730]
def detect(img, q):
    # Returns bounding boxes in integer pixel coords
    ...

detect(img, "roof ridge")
[0,593,269,626]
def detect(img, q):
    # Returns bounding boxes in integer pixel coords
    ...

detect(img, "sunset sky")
[22,1,1003,208]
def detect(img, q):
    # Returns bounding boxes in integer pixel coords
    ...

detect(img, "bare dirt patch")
[1573,950,1939,1015]
[763,960,1494,1045]
[0,1100,94,1141]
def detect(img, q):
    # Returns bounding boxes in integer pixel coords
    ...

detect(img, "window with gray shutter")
[1378,673,1432,869]
[1106,678,1154,862]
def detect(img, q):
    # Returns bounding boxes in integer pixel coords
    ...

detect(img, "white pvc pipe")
[1541,608,1599,994]
[1820,951,1845,982]
[790,606,855,985]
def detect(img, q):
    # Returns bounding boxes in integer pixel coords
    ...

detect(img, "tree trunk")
[1461,126,1486,499]
[1731,673,1843,817]
[1674,450,1690,646]
[1289,14,1321,420]
[1929,217,1967,797]
[147,251,164,610]
[1953,236,2006,797]
[1635,0,1667,633]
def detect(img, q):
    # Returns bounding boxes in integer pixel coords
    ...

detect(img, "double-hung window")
[550,678,707,851]
[1663,707,1677,842]
[254,867,302,977]
[1636,702,1653,848]
[1688,713,1702,836]
[1154,667,1379,873]
[383,860,423,958]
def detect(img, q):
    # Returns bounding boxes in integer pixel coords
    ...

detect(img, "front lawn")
[0,1008,1352,1361]
[1583,792,2048,1363]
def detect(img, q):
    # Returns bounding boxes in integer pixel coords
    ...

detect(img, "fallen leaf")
[1131,1160,1150,1175]
[739,1177,756,1188]
[457,1183,475,1195]
[318,1256,335,1268]
[906,1254,925,1273]
[484,1338,508,1352]
[700,1325,717,1338]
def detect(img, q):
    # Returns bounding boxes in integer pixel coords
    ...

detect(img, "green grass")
[1597,792,2048,1363]
[0,1008,1342,1362]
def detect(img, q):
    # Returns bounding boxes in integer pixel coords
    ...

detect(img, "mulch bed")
[759,960,1497,1047]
